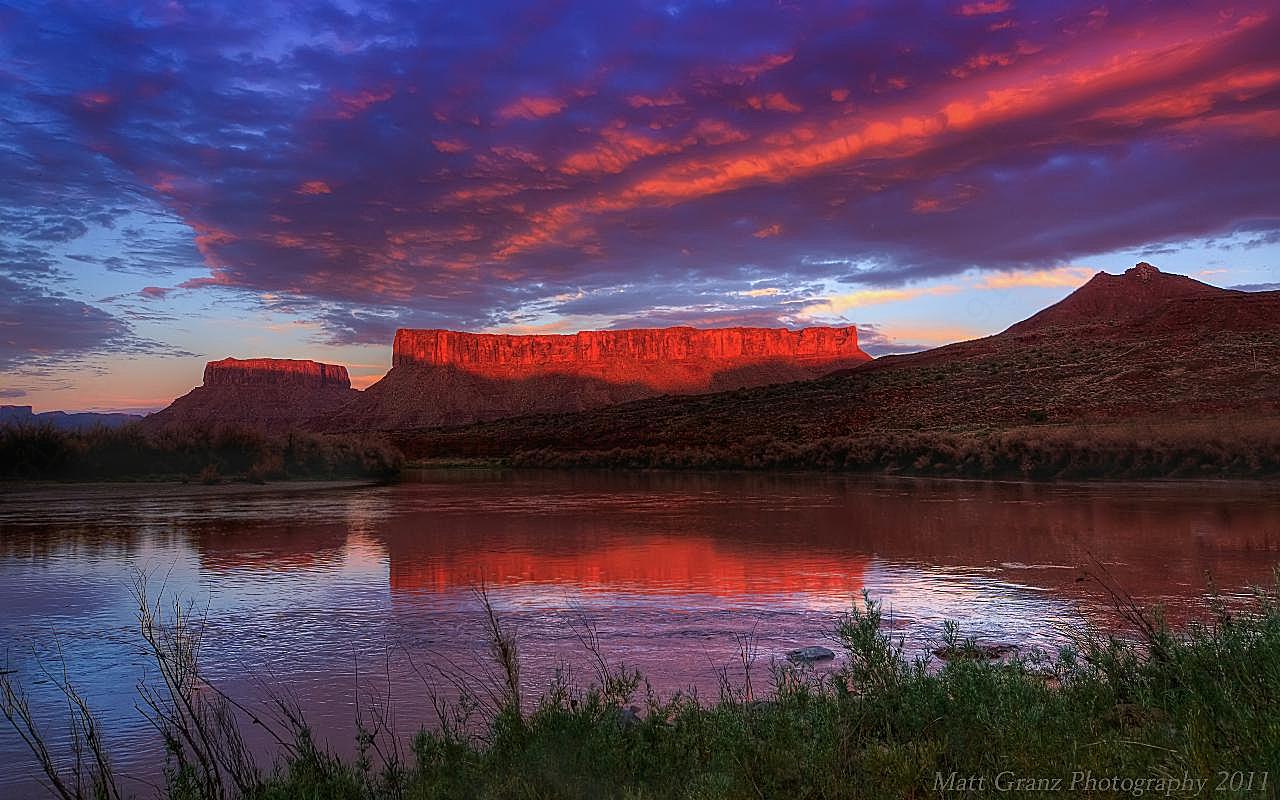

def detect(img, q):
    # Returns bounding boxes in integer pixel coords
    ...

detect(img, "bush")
[0,422,404,482]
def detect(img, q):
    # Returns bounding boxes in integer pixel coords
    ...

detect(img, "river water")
[1,471,1278,796]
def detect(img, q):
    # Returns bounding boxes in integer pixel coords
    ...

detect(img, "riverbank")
[7,412,1280,484]
[0,423,403,482]
[400,417,1280,480]
[4,580,1278,800]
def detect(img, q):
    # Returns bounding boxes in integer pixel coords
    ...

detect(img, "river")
[2,471,1278,797]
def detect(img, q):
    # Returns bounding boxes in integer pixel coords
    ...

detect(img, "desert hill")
[145,358,361,431]
[326,326,870,430]
[1004,262,1230,334]
[398,264,1280,478]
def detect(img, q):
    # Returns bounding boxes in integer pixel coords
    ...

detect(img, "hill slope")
[1004,262,1230,334]
[398,264,1280,478]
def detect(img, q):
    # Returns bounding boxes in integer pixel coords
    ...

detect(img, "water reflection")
[1,472,1278,798]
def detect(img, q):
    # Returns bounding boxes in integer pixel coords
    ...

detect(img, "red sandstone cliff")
[203,358,351,388]
[147,357,360,430]
[328,326,870,431]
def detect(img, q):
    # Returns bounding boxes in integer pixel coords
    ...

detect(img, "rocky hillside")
[146,358,361,430]
[327,325,869,430]
[398,265,1280,477]
[1004,262,1228,334]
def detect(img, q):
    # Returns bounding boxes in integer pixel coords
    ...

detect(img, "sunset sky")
[2,0,1278,412]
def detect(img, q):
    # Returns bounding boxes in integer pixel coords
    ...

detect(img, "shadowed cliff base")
[396,266,1280,479]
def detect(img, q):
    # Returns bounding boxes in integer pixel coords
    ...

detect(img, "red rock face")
[203,358,351,389]
[393,326,866,384]
[329,326,870,430]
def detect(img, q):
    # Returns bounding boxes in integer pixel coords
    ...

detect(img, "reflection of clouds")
[864,563,1085,655]
[340,530,388,577]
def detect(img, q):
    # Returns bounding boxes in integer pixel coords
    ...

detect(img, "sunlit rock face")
[203,358,351,388]
[392,327,867,385]
[333,326,870,431]
[147,358,359,430]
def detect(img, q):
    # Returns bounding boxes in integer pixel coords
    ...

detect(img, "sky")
[1,0,1278,412]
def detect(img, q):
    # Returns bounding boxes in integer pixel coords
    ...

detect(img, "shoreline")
[5,585,1278,800]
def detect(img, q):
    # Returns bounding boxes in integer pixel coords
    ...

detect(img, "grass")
[5,574,1280,799]
[0,423,404,482]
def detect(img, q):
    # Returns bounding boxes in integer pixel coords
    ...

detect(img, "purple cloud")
[1,0,1278,353]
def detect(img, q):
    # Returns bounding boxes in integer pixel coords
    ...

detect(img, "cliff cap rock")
[203,357,352,389]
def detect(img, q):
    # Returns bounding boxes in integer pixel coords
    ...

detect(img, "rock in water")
[329,325,871,430]
[786,645,836,664]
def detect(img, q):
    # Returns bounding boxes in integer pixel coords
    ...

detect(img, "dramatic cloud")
[1,0,1278,355]
[0,277,129,370]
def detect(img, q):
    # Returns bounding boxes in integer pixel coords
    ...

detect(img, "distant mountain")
[325,326,870,431]
[1004,262,1229,334]
[0,405,143,430]
[145,358,361,430]
[394,264,1280,476]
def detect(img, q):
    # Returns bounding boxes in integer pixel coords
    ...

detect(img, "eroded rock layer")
[332,326,870,430]
[203,358,351,388]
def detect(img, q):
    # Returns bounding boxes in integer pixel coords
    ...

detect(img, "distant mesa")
[146,357,360,430]
[202,357,352,388]
[328,325,870,431]
[0,405,142,431]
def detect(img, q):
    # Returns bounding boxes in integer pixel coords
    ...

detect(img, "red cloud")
[958,0,1012,15]
[76,91,115,109]
[492,9,1274,259]
[297,180,332,195]
[497,96,567,121]
[912,185,979,214]
[949,41,1042,78]
[331,88,393,119]
[626,90,684,108]
[746,92,804,113]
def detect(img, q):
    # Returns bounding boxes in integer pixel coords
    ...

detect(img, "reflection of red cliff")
[332,326,870,430]
[388,536,868,597]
